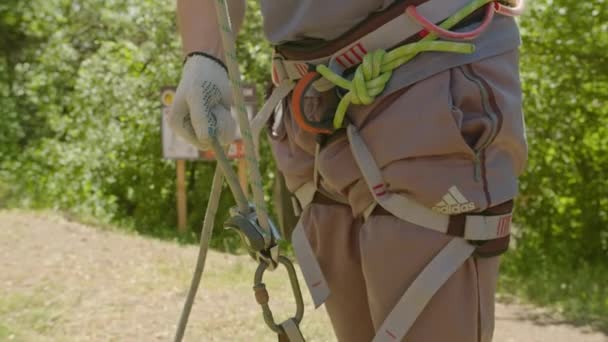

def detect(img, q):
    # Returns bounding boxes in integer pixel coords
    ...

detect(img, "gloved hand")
[169,53,237,150]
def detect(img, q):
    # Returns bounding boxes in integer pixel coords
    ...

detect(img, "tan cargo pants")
[270,49,526,342]
[299,201,501,342]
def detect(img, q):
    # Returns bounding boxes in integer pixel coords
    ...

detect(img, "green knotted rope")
[316,0,495,129]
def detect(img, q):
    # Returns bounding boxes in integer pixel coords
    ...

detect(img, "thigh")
[359,215,500,342]
[300,203,375,342]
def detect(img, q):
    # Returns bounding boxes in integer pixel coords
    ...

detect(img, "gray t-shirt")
[260,0,395,44]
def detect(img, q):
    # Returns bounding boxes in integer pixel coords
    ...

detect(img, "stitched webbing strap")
[291,220,330,308]
[251,81,295,139]
[372,238,476,341]
[347,125,450,232]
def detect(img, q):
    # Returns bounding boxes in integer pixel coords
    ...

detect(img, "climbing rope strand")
[214,0,272,239]
[213,1,307,339]
[316,0,498,130]
[174,166,224,342]
[175,2,290,340]
[210,137,249,213]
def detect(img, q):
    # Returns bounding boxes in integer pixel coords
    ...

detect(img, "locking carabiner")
[253,256,305,334]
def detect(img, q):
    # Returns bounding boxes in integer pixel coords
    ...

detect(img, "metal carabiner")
[253,256,305,334]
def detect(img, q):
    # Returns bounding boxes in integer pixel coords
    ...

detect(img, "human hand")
[169,53,237,150]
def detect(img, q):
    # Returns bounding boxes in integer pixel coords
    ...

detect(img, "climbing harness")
[280,0,523,341]
[175,0,523,341]
[288,0,523,134]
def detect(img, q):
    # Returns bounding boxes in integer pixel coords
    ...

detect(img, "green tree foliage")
[502,0,607,325]
[518,0,607,263]
[2,0,180,225]
[0,0,272,247]
[0,0,606,325]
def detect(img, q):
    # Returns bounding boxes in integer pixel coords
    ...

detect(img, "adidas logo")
[432,186,476,214]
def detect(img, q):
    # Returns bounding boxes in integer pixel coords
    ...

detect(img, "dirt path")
[1,211,606,342]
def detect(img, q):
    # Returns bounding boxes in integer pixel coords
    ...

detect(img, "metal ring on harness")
[253,256,305,333]
[406,2,497,41]
[291,71,336,135]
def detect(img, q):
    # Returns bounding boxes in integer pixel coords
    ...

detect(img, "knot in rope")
[316,40,475,129]
[351,50,393,106]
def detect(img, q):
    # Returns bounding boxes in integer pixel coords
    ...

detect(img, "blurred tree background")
[0,0,606,329]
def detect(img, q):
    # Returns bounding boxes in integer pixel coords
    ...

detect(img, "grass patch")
[57,207,247,252]
[0,288,64,340]
[0,323,13,340]
[500,251,608,333]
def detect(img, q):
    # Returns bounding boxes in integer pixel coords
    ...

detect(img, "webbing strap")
[347,125,450,232]
[291,220,330,308]
[465,214,512,239]
[294,182,317,212]
[251,81,295,139]
[280,318,306,342]
[372,238,476,342]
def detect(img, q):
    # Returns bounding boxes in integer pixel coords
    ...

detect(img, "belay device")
[172,0,306,341]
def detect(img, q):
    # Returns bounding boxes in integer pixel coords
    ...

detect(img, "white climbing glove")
[169,53,237,150]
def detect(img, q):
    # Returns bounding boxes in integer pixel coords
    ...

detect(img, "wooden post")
[238,158,248,197]
[176,159,187,232]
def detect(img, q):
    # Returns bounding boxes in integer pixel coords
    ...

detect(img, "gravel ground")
[1,210,606,342]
